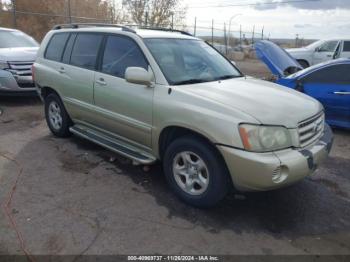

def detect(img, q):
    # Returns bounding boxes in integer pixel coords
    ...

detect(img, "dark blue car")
[255,40,350,129]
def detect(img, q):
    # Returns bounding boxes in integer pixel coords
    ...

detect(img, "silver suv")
[0,27,39,95]
[33,24,333,207]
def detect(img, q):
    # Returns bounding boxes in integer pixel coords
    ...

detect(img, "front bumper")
[0,69,36,95]
[218,124,333,191]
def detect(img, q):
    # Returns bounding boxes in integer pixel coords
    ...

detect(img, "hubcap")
[48,101,63,130]
[172,151,209,195]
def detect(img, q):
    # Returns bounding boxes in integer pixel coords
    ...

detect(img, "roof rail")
[52,23,136,33]
[137,26,193,36]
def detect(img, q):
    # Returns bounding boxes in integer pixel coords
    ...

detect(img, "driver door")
[93,34,154,147]
[313,40,339,65]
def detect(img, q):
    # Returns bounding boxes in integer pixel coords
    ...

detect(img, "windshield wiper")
[215,75,240,81]
[172,79,207,85]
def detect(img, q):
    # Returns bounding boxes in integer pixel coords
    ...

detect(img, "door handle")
[327,55,332,57]
[333,91,350,95]
[58,67,65,74]
[96,78,107,86]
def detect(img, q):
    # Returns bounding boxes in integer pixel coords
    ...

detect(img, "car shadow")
[71,135,350,238]
[3,130,350,243]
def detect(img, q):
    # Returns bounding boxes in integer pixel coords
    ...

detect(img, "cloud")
[254,0,350,11]
[294,23,314,28]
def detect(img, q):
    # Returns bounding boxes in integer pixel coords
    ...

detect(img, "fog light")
[272,166,288,184]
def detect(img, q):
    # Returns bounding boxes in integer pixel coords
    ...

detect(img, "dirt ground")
[1,60,350,257]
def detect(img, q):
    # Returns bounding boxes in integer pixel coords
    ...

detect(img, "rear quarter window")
[45,33,70,62]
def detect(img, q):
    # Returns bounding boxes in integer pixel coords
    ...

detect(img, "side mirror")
[125,67,152,86]
[315,47,320,52]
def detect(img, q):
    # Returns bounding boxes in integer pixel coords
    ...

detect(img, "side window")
[318,41,338,52]
[101,35,148,78]
[343,41,350,52]
[62,33,76,64]
[302,64,350,84]
[70,34,103,70]
[45,33,69,62]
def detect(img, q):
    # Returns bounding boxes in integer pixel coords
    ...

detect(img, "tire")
[163,135,231,208]
[45,93,72,137]
[297,60,309,69]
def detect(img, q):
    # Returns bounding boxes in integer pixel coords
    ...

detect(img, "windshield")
[144,39,242,85]
[305,40,323,50]
[0,30,38,48]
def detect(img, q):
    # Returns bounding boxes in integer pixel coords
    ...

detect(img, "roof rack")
[52,23,136,33]
[137,26,193,36]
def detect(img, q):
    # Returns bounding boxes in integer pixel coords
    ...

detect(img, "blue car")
[255,40,350,129]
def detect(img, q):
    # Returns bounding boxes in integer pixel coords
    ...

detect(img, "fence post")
[193,17,197,36]
[224,23,228,56]
[239,24,242,47]
[11,0,17,28]
[211,19,214,45]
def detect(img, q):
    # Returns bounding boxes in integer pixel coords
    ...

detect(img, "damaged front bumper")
[218,124,333,191]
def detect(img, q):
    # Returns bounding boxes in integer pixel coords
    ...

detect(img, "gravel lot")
[0,59,350,257]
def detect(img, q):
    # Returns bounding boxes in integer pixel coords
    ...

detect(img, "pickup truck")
[286,39,350,68]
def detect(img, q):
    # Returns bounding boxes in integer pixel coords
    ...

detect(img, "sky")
[184,0,350,39]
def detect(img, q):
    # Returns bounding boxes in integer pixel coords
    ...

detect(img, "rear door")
[59,33,103,122]
[299,64,350,127]
[312,40,339,65]
[93,34,154,147]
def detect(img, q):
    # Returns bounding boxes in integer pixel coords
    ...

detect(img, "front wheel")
[45,93,72,137]
[163,136,231,208]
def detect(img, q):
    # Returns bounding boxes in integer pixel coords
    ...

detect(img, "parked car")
[0,27,39,95]
[255,40,350,129]
[286,39,350,68]
[33,24,333,207]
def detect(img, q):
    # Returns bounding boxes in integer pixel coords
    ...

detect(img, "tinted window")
[62,33,76,64]
[318,41,338,52]
[302,64,350,84]
[70,34,103,70]
[45,33,69,61]
[343,41,350,52]
[101,35,148,78]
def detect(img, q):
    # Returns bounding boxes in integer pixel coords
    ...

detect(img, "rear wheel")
[45,93,72,137]
[163,136,231,208]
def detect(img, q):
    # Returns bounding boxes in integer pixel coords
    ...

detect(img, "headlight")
[0,61,9,70]
[239,124,292,152]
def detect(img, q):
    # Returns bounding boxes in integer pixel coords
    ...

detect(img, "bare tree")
[123,0,186,28]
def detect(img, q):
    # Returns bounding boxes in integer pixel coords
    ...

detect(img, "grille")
[8,61,34,77]
[298,112,325,148]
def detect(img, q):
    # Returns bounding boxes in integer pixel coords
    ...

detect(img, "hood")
[286,47,309,53]
[0,47,38,62]
[179,77,322,128]
[255,40,303,78]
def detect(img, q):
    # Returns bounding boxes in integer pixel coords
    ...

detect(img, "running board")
[69,125,156,164]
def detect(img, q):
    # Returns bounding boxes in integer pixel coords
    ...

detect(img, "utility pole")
[211,19,214,45]
[194,17,197,36]
[171,13,174,29]
[239,24,242,47]
[261,26,264,40]
[11,0,17,28]
[67,0,72,23]
[252,25,255,45]
[145,11,148,26]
